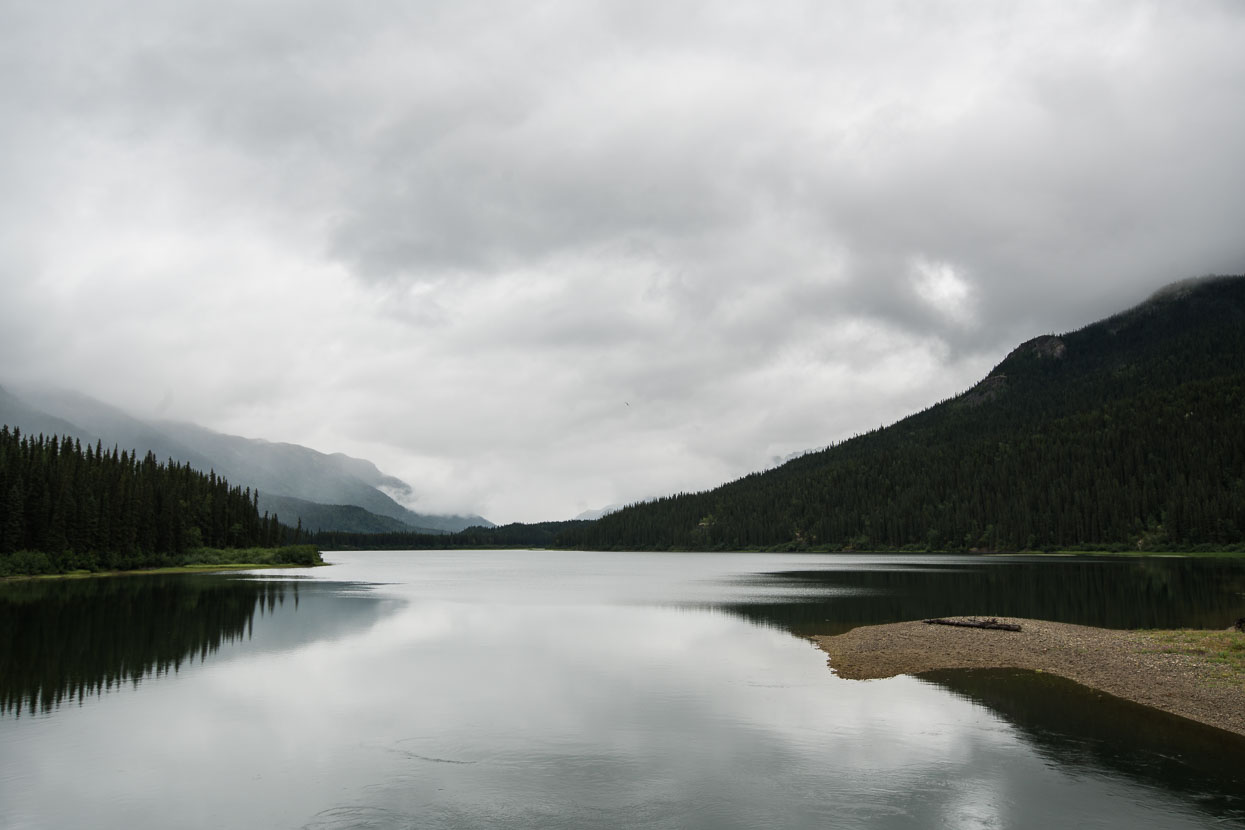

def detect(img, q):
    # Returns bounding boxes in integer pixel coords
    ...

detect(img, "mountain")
[148,420,488,532]
[0,387,87,445]
[559,275,1245,552]
[257,495,444,534]
[0,387,491,534]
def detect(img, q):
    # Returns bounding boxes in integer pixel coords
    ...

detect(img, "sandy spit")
[813,618,1245,737]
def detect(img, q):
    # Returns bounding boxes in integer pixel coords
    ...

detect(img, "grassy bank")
[0,545,324,580]
[1143,628,1245,680]
[1009,550,1245,559]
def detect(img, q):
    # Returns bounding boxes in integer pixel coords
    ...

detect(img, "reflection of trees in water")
[922,668,1245,823]
[0,576,294,716]
[717,558,1245,636]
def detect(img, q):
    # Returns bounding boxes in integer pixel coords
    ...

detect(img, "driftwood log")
[923,617,1023,632]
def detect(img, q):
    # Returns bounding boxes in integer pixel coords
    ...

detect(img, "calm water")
[2,551,1244,829]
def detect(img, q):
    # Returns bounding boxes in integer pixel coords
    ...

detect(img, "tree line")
[0,427,305,575]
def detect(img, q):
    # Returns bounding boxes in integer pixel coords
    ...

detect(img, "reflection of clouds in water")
[303,805,416,830]
[937,768,1008,830]
[271,601,1211,828]
[921,667,1245,823]
[2,554,1238,830]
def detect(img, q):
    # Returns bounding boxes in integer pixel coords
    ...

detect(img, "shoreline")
[0,562,330,582]
[813,617,1245,737]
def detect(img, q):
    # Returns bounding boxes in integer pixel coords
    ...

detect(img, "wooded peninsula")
[0,428,318,577]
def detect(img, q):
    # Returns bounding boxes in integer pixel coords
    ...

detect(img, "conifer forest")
[0,428,302,575]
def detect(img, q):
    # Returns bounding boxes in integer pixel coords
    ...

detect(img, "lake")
[2,551,1244,829]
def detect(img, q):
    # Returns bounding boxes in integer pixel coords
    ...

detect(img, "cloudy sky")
[2,1,1244,523]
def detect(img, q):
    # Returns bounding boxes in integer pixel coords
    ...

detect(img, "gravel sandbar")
[814,618,1245,736]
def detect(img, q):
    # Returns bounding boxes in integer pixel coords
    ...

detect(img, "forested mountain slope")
[559,276,1245,552]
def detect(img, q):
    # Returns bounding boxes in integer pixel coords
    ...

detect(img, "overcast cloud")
[2,0,1244,522]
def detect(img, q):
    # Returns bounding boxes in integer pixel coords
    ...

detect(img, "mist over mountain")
[573,504,624,521]
[0,388,86,446]
[0,386,490,533]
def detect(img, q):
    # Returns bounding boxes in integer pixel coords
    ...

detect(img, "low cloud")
[2,1,1244,521]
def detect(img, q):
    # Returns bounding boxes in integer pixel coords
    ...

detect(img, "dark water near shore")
[2,551,1243,828]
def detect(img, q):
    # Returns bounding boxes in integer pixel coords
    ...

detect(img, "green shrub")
[2,551,55,575]
[274,545,323,566]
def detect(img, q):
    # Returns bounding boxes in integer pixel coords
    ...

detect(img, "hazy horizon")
[3,1,1244,523]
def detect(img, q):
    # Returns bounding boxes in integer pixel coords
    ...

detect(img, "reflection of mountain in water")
[922,668,1245,823]
[716,556,1245,636]
[0,575,391,716]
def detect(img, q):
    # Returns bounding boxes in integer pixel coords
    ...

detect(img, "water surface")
[2,551,1243,829]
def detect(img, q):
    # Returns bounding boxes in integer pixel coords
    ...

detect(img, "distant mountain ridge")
[559,275,1245,551]
[258,495,443,534]
[0,386,491,534]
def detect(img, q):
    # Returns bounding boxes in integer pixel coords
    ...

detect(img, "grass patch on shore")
[1142,629,1245,676]
[15,562,316,581]
[0,545,324,581]
[1017,550,1245,559]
